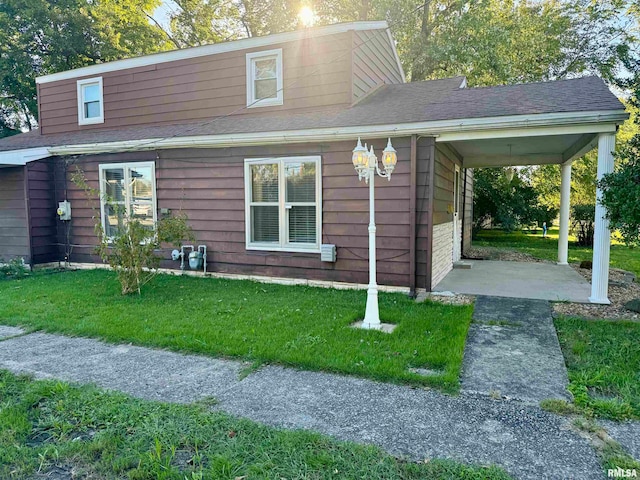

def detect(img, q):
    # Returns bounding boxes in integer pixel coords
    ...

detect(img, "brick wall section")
[431,221,453,287]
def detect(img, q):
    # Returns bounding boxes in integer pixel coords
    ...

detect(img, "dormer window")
[77,77,104,125]
[246,49,283,108]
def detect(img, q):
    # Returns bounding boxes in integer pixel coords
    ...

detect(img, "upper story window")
[77,77,104,125]
[245,156,321,252]
[246,49,283,108]
[99,162,157,241]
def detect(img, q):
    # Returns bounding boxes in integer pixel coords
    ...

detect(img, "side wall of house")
[351,30,404,101]
[431,143,460,287]
[38,33,356,136]
[0,167,30,263]
[27,160,58,264]
[462,167,473,254]
[56,138,420,286]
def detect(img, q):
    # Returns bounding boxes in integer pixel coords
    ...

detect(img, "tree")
[473,167,556,234]
[0,0,171,131]
[599,135,640,247]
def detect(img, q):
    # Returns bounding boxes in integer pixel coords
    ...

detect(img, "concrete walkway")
[462,296,571,404]
[0,329,605,479]
[433,260,591,303]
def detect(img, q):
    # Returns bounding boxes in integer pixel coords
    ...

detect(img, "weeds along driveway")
[0,269,471,392]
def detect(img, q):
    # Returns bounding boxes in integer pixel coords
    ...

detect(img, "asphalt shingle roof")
[0,76,625,152]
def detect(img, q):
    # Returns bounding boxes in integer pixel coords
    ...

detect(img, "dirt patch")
[464,246,550,263]
[554,266,640,321]
[32,464,89,479]
[421,292,475,305]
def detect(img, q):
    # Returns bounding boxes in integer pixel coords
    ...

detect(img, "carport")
[437,118,624,304]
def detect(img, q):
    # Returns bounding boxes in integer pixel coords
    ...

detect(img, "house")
[0,21,628,301]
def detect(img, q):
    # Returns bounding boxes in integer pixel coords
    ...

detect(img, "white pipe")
[558,161,572,265]
[590,133,616,304]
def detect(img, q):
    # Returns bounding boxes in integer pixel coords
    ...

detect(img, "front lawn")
[0,270,472,393]
[0,370,514,480]
[555,317,640,420]
[473,228,640,277]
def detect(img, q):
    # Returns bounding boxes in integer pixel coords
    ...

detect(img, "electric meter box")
[57,201,71,221]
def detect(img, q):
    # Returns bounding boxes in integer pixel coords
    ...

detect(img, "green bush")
[0,257,29,279]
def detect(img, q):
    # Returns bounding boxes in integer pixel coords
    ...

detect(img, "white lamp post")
[352,137,398,330]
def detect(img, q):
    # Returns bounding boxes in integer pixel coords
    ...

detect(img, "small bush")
[72,168,195,295]
[0,257,29,279]
[571,204,595,247]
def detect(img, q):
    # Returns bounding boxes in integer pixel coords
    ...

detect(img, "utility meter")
[57,201,71,221]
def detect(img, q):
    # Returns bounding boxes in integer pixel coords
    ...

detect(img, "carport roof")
[0,75,626,154]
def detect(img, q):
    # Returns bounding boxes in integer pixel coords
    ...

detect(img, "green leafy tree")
[0,0,171,131]
[473,167,556,234]
[599,136,640,247]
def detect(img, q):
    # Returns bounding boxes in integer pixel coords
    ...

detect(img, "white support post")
[589,133,616,304]
[557,161,572,265]
[362,167,381,329]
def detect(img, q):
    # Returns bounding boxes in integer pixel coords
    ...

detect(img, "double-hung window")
[77,77,104,125]
[246,49,283,108]
[99,162,157,240]
[245,156,321,252]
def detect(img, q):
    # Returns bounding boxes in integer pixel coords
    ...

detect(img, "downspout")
[424,140,436,292]
[409,135,417,296]
[23,164,33,268]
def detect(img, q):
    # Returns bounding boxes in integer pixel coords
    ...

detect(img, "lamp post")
[352,137,398,330]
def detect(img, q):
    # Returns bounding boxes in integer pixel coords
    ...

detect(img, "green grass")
[0,270,472,393]
[0,370,514,480]
[473,228,640,277]
[555,317,640,420]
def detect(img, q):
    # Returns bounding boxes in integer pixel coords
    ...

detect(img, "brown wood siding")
[57,139,414,286]
[27,160,58,264]
[415,137,435,290]
[462,168,473,254]
[352,30,404,101]
[433,144,461,226]
[0,167,30,263]
[39,33,353,135]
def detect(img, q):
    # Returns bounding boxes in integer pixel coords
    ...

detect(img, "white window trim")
[98,161,157,243]
[246,49,283,108]
[77,77,104,125]
[244,156,322,253]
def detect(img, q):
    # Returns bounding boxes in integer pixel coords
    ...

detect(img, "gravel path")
[0,330,605,480]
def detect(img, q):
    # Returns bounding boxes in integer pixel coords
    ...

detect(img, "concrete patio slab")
[462,296,571,404]
[0,331,605,480]
[433,260,591,303]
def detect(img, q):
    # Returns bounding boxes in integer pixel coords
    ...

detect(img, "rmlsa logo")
[608,468,638,478]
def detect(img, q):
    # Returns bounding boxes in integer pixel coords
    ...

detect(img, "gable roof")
[36,21,396,84]
[0,76,626,156]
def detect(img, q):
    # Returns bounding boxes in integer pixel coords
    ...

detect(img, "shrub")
[72,168,195,295]
[571,204,595,247]
[0,257,29,279]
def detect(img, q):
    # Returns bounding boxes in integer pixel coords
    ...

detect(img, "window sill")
[246,244,321,254]
[246,98,283,109]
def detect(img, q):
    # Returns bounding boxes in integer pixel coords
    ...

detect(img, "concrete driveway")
[433,260,591,303]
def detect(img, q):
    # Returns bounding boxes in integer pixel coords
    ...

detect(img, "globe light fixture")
[351,137,397,330]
